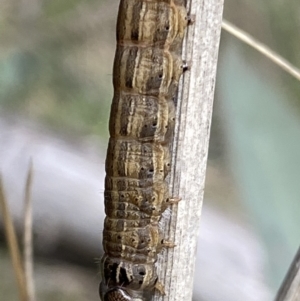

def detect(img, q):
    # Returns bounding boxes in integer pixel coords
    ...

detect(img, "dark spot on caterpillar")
[182,61,189,72]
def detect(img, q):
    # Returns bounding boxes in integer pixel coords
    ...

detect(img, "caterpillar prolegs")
[100,1,188,300]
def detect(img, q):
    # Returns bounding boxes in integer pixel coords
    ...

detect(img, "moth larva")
[100,1,188,300]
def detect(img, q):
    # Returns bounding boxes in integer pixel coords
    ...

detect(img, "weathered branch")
[154,1,224,301]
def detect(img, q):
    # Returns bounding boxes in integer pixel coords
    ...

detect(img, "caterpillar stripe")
[100,1,188,300]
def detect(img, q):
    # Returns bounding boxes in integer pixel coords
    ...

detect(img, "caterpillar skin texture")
[100,1,187,301]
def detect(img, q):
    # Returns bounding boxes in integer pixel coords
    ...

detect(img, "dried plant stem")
[154,1,224,301]
[23,160,36,301]
[275,246,300,301]
[0,176,28,301]
[222,19,300,81]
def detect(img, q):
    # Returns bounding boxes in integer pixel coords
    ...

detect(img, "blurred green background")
[0,0,300,300]
[1,0,116,137]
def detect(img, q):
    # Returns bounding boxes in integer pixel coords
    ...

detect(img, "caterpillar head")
[100,286,143,301]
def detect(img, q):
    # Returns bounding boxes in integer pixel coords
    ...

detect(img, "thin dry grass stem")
[23,160,36,301]
[275,246,300,301]
[222,19,300,82]
[0,176,28,301]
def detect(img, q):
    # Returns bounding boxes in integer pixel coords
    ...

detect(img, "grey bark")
[154,1,224,301]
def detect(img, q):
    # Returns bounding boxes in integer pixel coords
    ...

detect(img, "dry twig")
[275,246,300,301]
[153,1,224,300]
[222,19,300,81]
[23,160,36,301]
[0,176,28,301]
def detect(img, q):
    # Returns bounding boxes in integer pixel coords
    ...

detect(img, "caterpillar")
[100,1,188,301]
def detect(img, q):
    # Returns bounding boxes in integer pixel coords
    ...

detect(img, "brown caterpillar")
[100,1,188,300]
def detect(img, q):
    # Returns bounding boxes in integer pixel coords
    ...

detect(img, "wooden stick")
[0,176,28,301]
[23,160,36,301]
[154,1,224,301]
[275,246,300,301]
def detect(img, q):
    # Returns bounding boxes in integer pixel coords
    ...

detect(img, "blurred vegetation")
[217,0,300,293]
[0,246,98,300]
[0,0,118,138]
[0,247,18,300]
